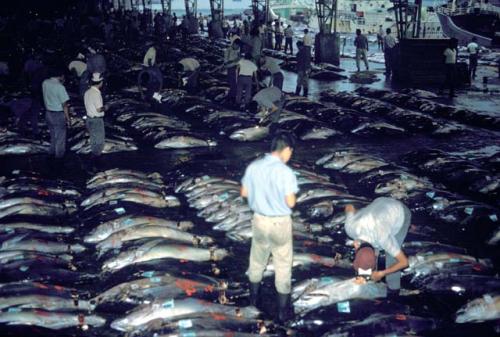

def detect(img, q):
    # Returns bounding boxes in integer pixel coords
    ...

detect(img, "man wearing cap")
[177,57,200,94]
[241,132,298,323]
[42,68,70,159]
[344,197,410,294]
[224,38,241,104]
[84,73,106,158]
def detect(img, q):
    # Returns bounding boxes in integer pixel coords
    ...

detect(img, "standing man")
[274,20,283,51]
[377,25,384,50]
[261,56,284,90]
[354,29,369,72]
[177,57,200,94]
[241,132,298,323]
[303,28,313,54]
[42,68,70,159]
[344,197,411,294]
[84,73,105,158]
[236,53,258,109]
[467,37,479,81]
[295,41,311,97]
[383,28,397,77]
[224,38,241,104]
[284,25,294,55]
[439,38,458,98]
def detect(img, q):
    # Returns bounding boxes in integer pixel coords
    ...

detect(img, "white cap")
[92,72,103,82]
[77,53,85,60]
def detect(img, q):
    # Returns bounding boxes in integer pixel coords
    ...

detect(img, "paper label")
[464,207,474,215]
[109,200,118,205]
[425,191,435,199]
[162,299,175,308]
[114,207,126,214]
[337,301,351,313]
[178,319,193,329]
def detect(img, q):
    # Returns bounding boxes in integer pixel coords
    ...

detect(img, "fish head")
[240,305,261,318]
[71,244,87,253]
[110,317,130,331]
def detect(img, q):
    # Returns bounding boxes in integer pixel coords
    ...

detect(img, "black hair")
[356,29,361,35]
[271,132,296,152]
[244,52,253,60]
[48,65,65,78]
[386,28,391,34]
[357,242,374,251]
[296,40,304,48]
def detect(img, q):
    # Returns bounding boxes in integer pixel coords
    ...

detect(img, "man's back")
[242,154,297,216]
[355,34,368,50]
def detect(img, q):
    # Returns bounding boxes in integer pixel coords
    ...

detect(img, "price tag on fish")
[162,299,175,308]
[337,301,351,313]
[177,319,193,329]
[114,207,126,215]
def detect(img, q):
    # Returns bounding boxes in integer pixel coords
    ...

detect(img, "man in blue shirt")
[241,132,299,323]
[42,67,70,159]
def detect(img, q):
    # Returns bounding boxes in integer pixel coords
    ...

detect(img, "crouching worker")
[176,57,200,94]
[345,197,411,295]
[252,86,284,135]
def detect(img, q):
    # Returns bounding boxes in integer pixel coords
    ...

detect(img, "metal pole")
[161,0,165,12]
[333,0,338,34]
[142,0,146,12]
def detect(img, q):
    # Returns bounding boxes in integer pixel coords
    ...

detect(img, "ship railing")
[437,4,500,17]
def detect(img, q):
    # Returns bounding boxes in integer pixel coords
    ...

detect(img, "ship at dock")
[436,0,500,47]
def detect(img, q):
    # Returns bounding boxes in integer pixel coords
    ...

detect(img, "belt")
[86,115,103,119]
[47,110,63,113]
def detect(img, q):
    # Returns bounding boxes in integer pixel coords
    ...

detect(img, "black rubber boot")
[249,282,260,307]
[303,87,308,97]
[276,292,293,324]
[295,87,301,96]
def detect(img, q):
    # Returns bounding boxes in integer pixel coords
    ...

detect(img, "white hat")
[77,53,85,60]
[92,72,104,82]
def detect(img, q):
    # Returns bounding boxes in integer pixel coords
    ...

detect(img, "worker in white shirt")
[383,28,397,77]
[467,37,479,80]
[68,54,87,78]
[236,52,258,109]
[303,29,313,47]
[143,42,157,67]
[84,73,106,157]
[439,38,458,98]
[176,57,200,93]
[261,56,284,90]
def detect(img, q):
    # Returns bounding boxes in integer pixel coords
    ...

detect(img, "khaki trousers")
[247,213,293,294]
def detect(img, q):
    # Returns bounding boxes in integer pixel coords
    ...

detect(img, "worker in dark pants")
[284,25,293,55]
[439,38,458,98]
[383,28,396,77]
[261,56,284,90]
[224,38,241,104]
[176,57,200,94]
[252,86,284,135]
[467,37,479,81]
[241,132,298,324]
[295,41,311,97]
[236,53,258,110]
[344,197,411,296]
[42,68,70,159]
[84,72,106,160]
[138,60,163,101]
